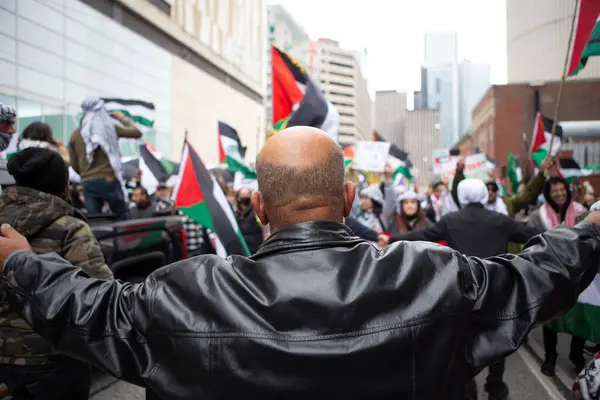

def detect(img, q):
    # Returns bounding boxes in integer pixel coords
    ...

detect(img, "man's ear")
[251,191,268,225]
[342,182,356,217]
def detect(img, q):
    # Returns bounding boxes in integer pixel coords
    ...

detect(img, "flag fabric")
[568,0,600,76]
[546,274,600,343]
[102,98,156,133]
[529,112,563,165]
[138,141,169,194]
[372,131,412,168]
[558,158,593,184]
[507,152,520,194]
[218,122,256,179]
[271,45,340,142]
[173,141,250,257]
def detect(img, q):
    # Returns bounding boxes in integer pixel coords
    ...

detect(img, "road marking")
[517,348,565,400]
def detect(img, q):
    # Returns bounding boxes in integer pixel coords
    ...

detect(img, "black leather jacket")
[3,221,600,399]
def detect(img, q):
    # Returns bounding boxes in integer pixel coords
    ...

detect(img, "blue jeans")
[82,178,127,219]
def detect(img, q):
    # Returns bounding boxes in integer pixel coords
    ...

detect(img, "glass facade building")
[0,0,172,157]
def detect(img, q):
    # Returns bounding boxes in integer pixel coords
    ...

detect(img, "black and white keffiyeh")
[80,97,124,183]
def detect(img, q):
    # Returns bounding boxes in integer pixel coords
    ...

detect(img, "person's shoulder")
[51,214,91,236]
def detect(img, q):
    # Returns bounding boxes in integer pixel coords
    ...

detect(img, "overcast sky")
[269,0,507,93]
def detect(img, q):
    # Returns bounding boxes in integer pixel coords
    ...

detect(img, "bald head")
[252,126,354,230]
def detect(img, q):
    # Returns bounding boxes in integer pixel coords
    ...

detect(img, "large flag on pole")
[173,141,250,257]
[218,122,256,179]
[567,0,600,76]
[529,112,563,165]
[271,45,340,142]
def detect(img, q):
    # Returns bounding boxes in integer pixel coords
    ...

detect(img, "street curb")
[523,337,574,397]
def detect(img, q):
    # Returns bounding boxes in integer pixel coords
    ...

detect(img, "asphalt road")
[89,348,566,400]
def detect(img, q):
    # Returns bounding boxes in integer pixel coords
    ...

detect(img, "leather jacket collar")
[256,220,360,257]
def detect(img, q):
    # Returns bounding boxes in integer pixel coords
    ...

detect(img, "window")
[435,78,441,94]
[436,101,441,109]
[16,99,42,136]
[42,104,65,143]
[269,25,275,33]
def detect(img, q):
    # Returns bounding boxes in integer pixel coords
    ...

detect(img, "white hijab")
[457,179,489,207]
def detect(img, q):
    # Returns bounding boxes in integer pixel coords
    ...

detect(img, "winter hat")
[457,179,489,207]
[8,147,68,197]
[396,191,423,213]
[360,185,384,207]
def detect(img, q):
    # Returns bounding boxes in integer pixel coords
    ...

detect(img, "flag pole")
[548,0,579,152]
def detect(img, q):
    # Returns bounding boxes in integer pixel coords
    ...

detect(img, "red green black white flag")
[173,141,250,257]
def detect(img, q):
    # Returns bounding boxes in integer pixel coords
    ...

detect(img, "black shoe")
[570,354,587,373]
[541,354,557,376]
[486,382,509,400]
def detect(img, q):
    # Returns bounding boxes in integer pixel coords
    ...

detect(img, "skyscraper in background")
[374,90,407,148]
[458,60,491,135]
[415,31,491,148]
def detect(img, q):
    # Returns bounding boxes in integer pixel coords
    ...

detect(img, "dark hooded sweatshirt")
[0,186,112,365]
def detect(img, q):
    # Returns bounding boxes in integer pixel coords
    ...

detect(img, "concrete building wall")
[458,59,491,136]
[507,0,600,83]
[426,64,455,148]
[374,90,406,148]
[312,39,372,145]
[404,109,441,185]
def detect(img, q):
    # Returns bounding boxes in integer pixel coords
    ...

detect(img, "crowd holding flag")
[271,45,340,142]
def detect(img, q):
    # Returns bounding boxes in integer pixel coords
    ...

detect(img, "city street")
[88,346,570,400]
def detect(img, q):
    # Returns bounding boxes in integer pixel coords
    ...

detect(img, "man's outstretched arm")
[468,221,600,368]
[0,226,156,387]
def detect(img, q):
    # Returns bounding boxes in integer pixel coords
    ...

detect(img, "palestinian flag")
[558,158,592,183]
[102,98,155,133]
[529,112,562,165]
[373,130,413,181]
[271,45,340,142]
[173,141,250,257]
[139,141,169,194]
[507,152,520,194]
[218,122,256,179]
[546,274,600,343]
[567,0,600,76]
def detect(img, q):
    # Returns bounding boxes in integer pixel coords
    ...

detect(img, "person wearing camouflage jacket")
[0,147,113,399]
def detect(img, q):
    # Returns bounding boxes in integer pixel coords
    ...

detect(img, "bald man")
[0,126,599,399]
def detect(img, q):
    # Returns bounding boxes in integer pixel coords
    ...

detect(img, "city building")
[0,0,266,164]
[374,90,406,148]
[265,4,308,127]
[404,109,441,185]
[293,38,373,144]
[416,31,491,148]
[507,0,600,83]
[471,79,600,166]
[458,59,491,136]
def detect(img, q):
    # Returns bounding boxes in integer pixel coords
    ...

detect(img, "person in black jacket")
[0,127,599,400]
[235,187,264,254]
[390,178,540,400]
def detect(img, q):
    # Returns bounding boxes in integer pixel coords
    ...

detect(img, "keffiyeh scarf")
[80,97,124,183]
[573,352,600,400]
[0,103,16,152]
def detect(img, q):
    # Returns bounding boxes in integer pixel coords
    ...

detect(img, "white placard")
[352,141,391,172]
[432,148,451,174]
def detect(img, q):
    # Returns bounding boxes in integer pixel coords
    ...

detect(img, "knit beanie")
[8,147,68,197]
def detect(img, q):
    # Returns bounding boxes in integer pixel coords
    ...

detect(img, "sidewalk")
[526,325,593,394]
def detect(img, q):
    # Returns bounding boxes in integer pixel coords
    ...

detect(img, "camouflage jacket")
[0,186,113,365]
